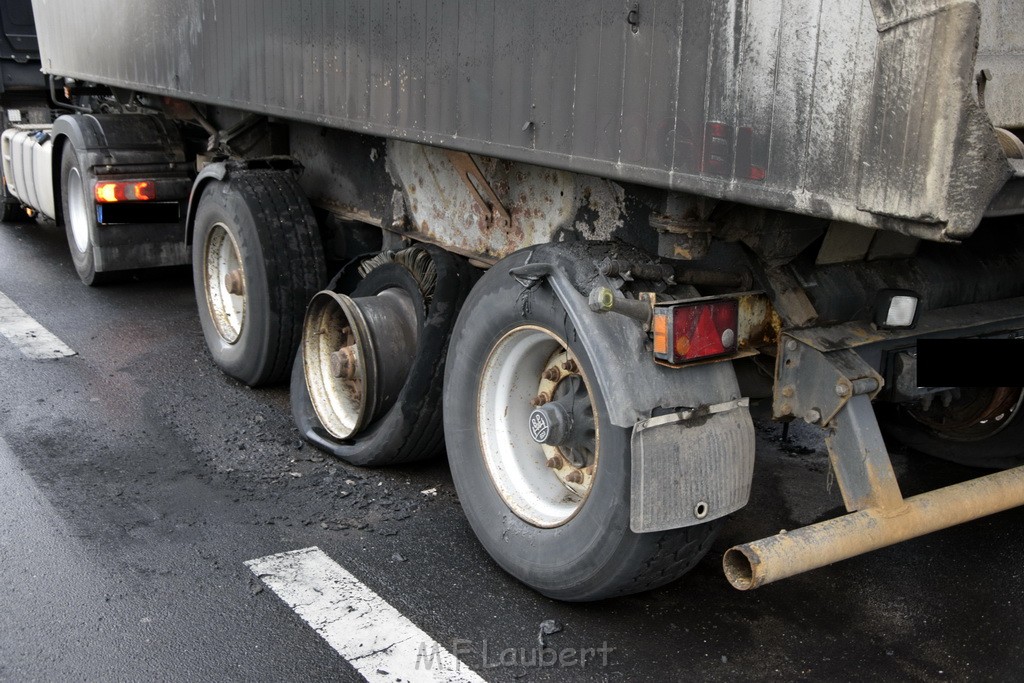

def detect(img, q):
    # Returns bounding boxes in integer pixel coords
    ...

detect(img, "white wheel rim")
[66,167,90,254]
[203,222,246,344]
[477,325,599,528]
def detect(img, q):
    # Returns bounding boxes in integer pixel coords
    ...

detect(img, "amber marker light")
[94,181,157,203]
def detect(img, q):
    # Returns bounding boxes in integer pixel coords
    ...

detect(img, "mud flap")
[630,399,755,533]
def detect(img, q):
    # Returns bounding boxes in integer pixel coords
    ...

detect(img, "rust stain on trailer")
[389,141,624,262]
[737,294,778,351]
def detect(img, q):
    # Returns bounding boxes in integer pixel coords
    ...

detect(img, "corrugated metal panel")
[978,0,1024,128]
[31,0,1018,240]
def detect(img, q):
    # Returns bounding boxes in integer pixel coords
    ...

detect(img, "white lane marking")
[0,291,76,360]
[246,547,485,683]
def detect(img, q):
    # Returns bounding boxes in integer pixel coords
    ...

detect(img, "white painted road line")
[0,291,76,360]
[246,547,485,683]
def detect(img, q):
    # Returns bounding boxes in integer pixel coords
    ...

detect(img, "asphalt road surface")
[1,218,1022,682]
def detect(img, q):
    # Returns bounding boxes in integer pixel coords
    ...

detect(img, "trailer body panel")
[31,0,1023,241]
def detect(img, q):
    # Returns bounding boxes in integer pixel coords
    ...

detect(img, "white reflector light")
[884,295,918,328]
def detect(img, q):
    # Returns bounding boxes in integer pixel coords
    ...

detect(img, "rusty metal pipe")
[724,464,1024,590]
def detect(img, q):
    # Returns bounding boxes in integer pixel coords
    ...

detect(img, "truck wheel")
[880,387,1024,469]
[60,144,109,285]
[443,255,720,601]
[192,170,325,386]
[291,245,475,466]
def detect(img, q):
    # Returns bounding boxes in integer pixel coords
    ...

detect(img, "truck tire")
[291,246,475,466]
[879,388,1024,469]
[192,170,325,386]
[60,144,109,285]
[442,254,721,601]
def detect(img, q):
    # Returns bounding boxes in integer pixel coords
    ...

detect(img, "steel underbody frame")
[723,295,1024,589]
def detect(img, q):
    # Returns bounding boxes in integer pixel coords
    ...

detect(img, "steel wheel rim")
[911,387,1024,442]
[66,167,90,253]
[203,222,246,344]
[477,325,599,528]
[303,291,375,440]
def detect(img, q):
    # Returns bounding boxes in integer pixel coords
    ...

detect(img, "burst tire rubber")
[193,170,325,386]
[291,245,475,466]
[442,251,720,602]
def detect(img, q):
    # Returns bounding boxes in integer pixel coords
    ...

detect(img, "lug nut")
[543,367,561,381]
[224,269,245,296]
[564,469,584,484]
[561,359,578,373]
[546,456,564,469]
[329,345,358,380]
[531,393,550,407]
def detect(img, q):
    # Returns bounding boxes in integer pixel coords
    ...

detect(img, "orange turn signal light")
[94,180,156,203]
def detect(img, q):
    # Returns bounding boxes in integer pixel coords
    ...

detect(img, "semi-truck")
[2,0,1023,600]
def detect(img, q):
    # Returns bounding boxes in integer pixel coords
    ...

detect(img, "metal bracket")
[976,68,991,110]
[773,334,901,513]
[773,334,882,426]
[633,398,750,433]
[445,150,511,233]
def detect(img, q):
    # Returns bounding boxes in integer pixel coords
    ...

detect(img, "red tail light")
[653,299,739,364]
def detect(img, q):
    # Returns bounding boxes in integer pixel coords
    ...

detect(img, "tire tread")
[624,524,721,596]
[229,170,325,386]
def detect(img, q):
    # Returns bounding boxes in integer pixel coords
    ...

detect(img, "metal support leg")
[724,333,1024,590]
[824,394,904,513]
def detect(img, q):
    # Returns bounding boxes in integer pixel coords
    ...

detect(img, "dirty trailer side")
[7,0,1024,599]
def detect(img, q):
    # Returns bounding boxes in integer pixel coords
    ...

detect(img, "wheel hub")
[535,350,597,496]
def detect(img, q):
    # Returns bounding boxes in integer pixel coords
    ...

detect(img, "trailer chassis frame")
[724,296,1024,589]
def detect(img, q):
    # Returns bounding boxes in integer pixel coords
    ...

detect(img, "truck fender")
[49,115,101,224]
[50,114,187,224]
[184,157,305,245]
[504,242,755,532]
[184,162,229,246]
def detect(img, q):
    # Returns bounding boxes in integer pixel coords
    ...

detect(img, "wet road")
[1,218,1022,681]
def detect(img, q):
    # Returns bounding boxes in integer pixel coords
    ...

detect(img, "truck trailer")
[2,0,1023,600]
